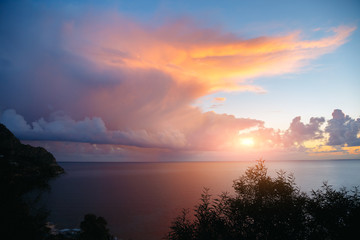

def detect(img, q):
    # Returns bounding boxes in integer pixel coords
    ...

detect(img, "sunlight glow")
[240,138,255,147]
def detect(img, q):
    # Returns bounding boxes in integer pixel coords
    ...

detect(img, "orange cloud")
[2,7,356,155]
[58,17,355,153]
[214,97,226,102]
[342,146,360,155]
[64,17,355,94]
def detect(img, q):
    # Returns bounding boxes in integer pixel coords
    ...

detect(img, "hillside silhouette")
[0,123,64,239]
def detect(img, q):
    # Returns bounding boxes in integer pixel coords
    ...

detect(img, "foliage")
[166,159,360,240]
[1,125,116,240]
[45,214,114,240]
[307,183,360,239]
[79,214,113,240]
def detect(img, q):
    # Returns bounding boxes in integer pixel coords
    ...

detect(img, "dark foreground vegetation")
[0,123,64,239]
[0,124,115,240]
[2,123,360,239]
[166,159,360,240]
[48,213,113,240]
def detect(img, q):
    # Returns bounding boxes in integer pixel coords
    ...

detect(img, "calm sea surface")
[45,160,360,240]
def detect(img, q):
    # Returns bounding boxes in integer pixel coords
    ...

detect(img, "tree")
[166,159,360,240]
[79,214,112,240]
[307,183,360,239]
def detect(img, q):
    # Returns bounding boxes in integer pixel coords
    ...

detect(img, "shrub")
[166,159,360,240]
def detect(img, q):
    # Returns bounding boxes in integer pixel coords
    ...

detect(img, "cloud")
[239,116,326,149]
[1,3,354,115]
[210,97,226,109]
[283,116,325,146]
[3,107,359,159]
[214,97,226,102]
[326,109,360,146]
[0,109,187,149]
[67,17,355,94]
[246,127,283,149]
[0,109,262,150]
[247,109,360,154]
[0,109,31,132]
[0,2,356,155]
[1,109,108,142]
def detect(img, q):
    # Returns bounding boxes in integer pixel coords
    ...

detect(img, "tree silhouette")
[307,183,360,239]
[166,159,360,240]
[79,214,112,240]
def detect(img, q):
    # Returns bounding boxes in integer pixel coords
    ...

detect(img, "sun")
[240,138,255,147]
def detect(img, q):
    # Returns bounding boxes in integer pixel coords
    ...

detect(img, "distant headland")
[0,123,64,239]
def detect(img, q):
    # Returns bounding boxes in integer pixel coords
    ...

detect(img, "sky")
[0,0,359,161]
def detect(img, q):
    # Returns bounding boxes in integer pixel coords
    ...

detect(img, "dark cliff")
[0,123,64,193]
[0,123,65,239]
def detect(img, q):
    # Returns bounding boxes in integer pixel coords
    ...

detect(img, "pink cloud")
[214,97,226,102]
[1,109,262,150]
[0,3,356,157]
[64,16,355,93]
[4,108,359,160]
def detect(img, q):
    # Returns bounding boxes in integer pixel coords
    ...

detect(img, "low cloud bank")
[1,109,359,153]
[0,109,262,150]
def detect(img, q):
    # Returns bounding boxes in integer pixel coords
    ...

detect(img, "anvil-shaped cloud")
[0,2,356,154]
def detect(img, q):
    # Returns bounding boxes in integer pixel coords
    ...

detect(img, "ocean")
[44,160,360,240]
